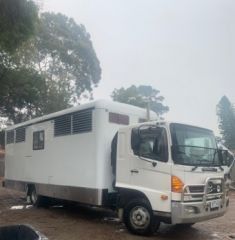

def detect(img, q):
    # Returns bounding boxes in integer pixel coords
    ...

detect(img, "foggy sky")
[44,0,235,134]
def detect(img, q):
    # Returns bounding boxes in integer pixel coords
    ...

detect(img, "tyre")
[28,185,46,207]
[123,198,160,236]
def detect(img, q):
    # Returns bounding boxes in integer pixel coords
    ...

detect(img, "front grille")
[184,185,204,201]
[182,178,225,203]
[187,185,205,201]
[189,186,205,193]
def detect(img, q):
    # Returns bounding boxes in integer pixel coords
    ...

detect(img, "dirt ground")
[0,186,234,240]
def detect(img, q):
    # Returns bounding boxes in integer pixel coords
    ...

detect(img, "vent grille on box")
[54,108,93,137]
[6,130,14,144]
[54,114,72,136]
[73,109,92,133]
[15,127,26,143]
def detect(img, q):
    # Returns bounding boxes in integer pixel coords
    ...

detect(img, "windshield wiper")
[218,166,224,171]
[191,166,198,171]
[191,160,209,172]
[177,145,217,150]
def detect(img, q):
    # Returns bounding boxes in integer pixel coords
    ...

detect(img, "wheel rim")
[130,206,150,229]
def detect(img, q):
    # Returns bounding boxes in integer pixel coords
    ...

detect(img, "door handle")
[130,169,139,174]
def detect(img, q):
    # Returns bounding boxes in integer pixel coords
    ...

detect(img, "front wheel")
[124,199,160,235]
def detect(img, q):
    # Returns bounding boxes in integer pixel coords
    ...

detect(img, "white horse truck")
[4,100,231,235]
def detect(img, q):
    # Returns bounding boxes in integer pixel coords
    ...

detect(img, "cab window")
[131,126,168,162]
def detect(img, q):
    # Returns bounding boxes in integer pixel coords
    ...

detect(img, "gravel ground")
[0,186,234,240]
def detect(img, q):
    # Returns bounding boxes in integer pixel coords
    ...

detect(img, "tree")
[0,12,101,123]
[217,96,235,149]
[111,85,169,116]
[16,12,102,115]
[0,130,5,148]
[0,0,40,125]
[0,64,46,123]
[0,0,38,53]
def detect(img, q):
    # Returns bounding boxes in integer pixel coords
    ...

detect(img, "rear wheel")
[124,199,160,235]
[28,185,46,207]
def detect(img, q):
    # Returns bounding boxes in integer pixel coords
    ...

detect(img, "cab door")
[128,125,172,213]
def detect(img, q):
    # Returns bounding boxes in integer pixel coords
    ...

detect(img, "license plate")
[210,199,220,209]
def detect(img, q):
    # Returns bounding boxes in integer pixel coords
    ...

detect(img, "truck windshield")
[170,123,221,166]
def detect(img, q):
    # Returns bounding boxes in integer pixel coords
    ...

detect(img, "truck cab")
[114,121,231,235]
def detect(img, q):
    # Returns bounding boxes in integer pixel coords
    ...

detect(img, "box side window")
[33,130,44,150]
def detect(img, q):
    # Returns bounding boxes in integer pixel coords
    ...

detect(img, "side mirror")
[131,128,140,155]
[218,149,232,166]
[222,150,234,167]
[217,149,224,164]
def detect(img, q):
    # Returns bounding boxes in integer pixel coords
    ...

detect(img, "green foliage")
[0,64,46,123]
[111,85,169,116]
[217,96,235,149]
[18,12,102,115]
[0,12,101,123]
[0,130,5,147]
[0,0,38,53]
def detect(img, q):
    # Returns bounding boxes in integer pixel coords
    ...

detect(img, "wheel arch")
[117,187,153,210]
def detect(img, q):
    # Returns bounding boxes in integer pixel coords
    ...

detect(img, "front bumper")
[171,197,229,224]
[171,176,230,224]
